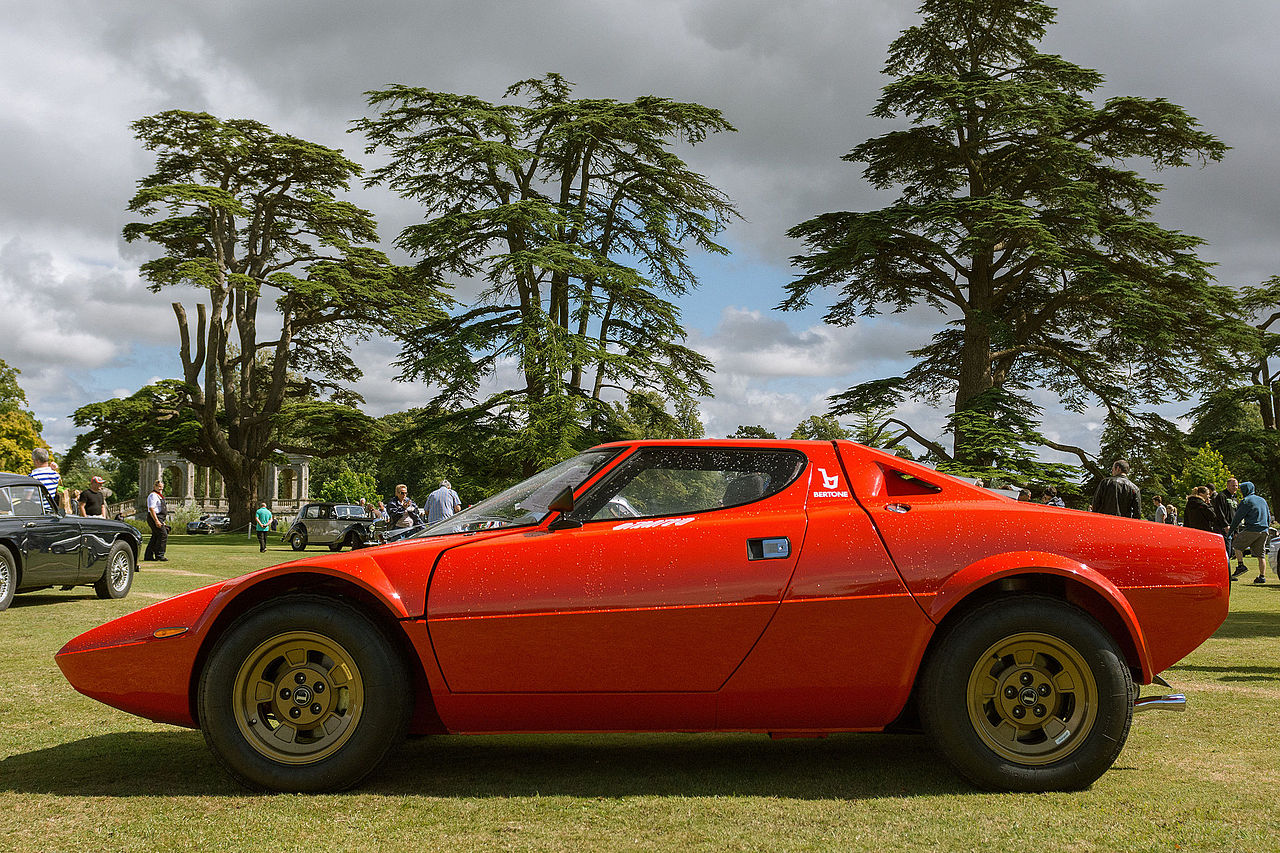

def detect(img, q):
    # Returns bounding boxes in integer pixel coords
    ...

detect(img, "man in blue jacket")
[1228,481,1272,584]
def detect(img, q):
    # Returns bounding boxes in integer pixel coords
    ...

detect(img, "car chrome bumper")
[1134,674,1187,713]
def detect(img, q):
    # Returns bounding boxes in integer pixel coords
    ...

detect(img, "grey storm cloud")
[3,0,1279,457]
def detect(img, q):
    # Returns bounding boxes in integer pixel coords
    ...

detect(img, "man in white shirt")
[144,479,169,562]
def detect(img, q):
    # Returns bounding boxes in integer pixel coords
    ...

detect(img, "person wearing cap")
[79,476,108,518]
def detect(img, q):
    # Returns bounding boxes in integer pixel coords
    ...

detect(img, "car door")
[428,446,810,693]
[5,484,82,585]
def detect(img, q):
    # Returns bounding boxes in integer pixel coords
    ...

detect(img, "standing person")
[1151,495,1167,524]
[254,502,273,552]
[30,448,60,503]
[1213,478,1242,569]
[1184,487,1218,532]
[1165,504,1178,525]
[144,479,169,562]
[387,484,422,529]
[426,479,462,524]
[1090,459,1142,518]
[1227,481,1271,584]
[79,476,108,517]
[1042,486,1066,507]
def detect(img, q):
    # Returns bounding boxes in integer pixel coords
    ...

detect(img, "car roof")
[0,472,45,488]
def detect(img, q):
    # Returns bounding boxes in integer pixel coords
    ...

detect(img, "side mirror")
[547,486,575,513]
[546,486,582,531]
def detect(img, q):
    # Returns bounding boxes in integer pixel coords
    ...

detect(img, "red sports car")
[56,440,1228,792]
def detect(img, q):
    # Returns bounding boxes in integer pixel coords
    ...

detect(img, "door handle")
[884,503,911,513]
[747,537,790,560]
[24,521,37,528]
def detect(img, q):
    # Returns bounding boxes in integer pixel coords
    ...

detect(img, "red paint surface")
[57,438,1230,740]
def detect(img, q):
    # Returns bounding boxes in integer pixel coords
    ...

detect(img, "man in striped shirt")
[30,448,60,502]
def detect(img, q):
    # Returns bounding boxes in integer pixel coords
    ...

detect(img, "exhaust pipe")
[1134,693,1186,713]
[1134,675,1186,713]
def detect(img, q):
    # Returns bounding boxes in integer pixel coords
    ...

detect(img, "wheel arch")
[0,538,21,586]
[112,533,140,561]
[925,566,1151,683]
[186,573,443,734]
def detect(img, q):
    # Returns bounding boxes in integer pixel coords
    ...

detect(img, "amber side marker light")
[152,627,189,639]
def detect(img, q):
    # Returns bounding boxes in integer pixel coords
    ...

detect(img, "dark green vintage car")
[0,472,142,611]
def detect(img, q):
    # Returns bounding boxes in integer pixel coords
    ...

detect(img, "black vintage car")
[283,502,375,552]
[186,514,232,535]
[0,472,143,611]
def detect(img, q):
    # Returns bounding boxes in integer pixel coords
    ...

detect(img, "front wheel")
[289,531,307,551]
[197,596,411,792]
[94,541,135,599]
[0,548,15,611]
[919,595,1134,792]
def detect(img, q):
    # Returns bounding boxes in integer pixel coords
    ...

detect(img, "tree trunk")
[953,314,994,466]
[222,463,261,534]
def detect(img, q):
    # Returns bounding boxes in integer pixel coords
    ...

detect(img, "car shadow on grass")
[1171,664,1280,683]
[0,731,971,799]
[1209,608,1280,640]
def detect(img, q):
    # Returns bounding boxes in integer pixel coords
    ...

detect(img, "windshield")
[409,448,622,537]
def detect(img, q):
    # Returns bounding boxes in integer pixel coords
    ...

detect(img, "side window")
[303,505,320,520]
[577,448,807,522]
[9,485,51,518]
[0,488,12,517]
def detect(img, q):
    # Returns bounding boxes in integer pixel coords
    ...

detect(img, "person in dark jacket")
[1091,459,1142,518]
[1210,478,1239,562]
[1184,487,1219,533]
[1228,481,1272,584]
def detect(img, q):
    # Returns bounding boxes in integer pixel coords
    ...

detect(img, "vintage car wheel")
[0,548,15,611]
[328,542,344,552]
[289,531,307,551]
[919,595,1134,792]
[93,541,135,600]
[197,596,411,792]
[344,532,363,550]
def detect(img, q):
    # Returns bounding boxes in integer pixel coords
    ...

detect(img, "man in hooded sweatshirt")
[1228,481,1272,584]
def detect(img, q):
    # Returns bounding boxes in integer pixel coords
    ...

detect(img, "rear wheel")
[919,595,1134,792]
[289,531,307,551]
[0,548,15,611]
[198,596,410,792]
[94,541,134,599]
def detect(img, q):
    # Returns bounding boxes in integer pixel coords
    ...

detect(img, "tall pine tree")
[783,0,1243,481]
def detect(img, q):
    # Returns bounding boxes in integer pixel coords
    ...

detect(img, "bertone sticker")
[812,467,850,498]
[613,517,696,530]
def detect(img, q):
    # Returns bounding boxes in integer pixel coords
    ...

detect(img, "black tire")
[328,542,344,552]
[197,595,411,792]
[345,532,362,550]
[289,531,307,551]
[94,541,135,600]
[0,547,16,612]
[919,595,1135,792]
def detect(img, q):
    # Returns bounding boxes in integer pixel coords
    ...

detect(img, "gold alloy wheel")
[231,630,365,765]
[965,631,1099,766]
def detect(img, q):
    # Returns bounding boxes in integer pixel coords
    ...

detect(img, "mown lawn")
[2,534,1278,852]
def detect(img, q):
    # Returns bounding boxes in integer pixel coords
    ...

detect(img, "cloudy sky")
[2,0,1278,461]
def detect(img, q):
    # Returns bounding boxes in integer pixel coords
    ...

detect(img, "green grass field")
[2,534,1278,852]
